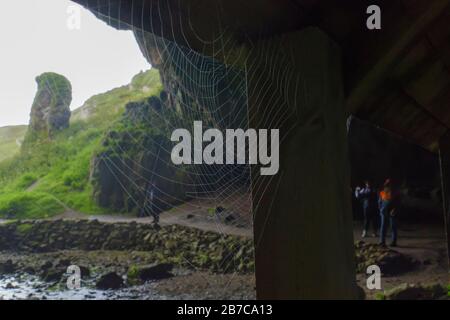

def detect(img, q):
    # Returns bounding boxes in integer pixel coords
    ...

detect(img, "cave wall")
[349,117,443,222]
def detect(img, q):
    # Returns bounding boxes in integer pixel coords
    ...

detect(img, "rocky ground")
[355,240,448,299]
[0,219,255,300]
[353,224,449,300]
[0,217,448,300]
[0,220,255,272]
[0,250,255,300]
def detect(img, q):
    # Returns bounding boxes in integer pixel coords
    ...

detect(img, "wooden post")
[247,28,358,299]
[438,133,450,269]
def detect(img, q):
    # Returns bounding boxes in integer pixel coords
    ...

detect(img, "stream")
[0,274,170,300]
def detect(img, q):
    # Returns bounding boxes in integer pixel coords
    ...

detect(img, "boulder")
[377,251,417,276]
[5,282,17,289]
[128,263,173,283]
[96,272,124,290]
[0,260,16,274]
[41,268,65,283]
[355,241,417,275]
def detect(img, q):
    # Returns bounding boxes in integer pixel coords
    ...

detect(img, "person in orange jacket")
[378,179,398,246]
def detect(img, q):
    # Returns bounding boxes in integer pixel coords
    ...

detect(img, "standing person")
[355,180,378,238]
[378,179,398,247]
[138,185,146,218]
[140,182,160,224]
[147,182,160,225]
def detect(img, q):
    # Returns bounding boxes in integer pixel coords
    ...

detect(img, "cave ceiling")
[72,0,450,152]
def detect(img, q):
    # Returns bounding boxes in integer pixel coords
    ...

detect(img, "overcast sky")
[0,0,150,127]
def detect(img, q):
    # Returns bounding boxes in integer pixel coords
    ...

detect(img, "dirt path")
[49,197,254,238]
[0,199,253,238]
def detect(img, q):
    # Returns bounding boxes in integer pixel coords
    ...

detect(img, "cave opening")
[1,0,448,301]
[348,116,449,296]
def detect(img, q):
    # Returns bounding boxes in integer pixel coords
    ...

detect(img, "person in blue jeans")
[378,179,398,247]
[355,180,378,238]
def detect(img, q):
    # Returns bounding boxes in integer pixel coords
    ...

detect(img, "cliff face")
[90,95,193,213]
[133,30,247,130]
[26,73,72,142]
[87,30,249,214]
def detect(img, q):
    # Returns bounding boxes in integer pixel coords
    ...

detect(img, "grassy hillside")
[0,68,162,219]
[72,69,162,124]
[0,125,27,162]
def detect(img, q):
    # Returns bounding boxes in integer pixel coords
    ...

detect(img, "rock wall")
[133,30,248,130]
[0,220,255,274]
[26,73,72,142]
[89,96,193,213]
[0,220,414,278]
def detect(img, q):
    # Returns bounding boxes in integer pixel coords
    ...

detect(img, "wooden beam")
[347,0,450,114]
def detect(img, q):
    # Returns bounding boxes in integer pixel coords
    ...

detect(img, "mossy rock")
[25,72,72,144]
[384,283,447,300]
[16,223,34,234]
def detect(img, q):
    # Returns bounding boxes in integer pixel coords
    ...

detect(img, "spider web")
[89,1,259,297]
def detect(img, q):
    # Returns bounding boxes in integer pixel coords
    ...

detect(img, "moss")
[16,223,33,234]
[35,73,72,100]
[375,292,386,300]
[127,265,141,285]
[46,283,62,292]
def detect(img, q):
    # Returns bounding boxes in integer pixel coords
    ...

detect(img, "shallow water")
[0,274,170,300]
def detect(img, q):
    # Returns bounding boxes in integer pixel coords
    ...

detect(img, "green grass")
[15,173,38,190]
[0,125,27,162]
[0,123,105,218]
[0,192,65,219]
[0,69,163,219]
[126,265,141,285]
[71,68,162,125]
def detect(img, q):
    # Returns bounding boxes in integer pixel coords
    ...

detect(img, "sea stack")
[26,72,72,141]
